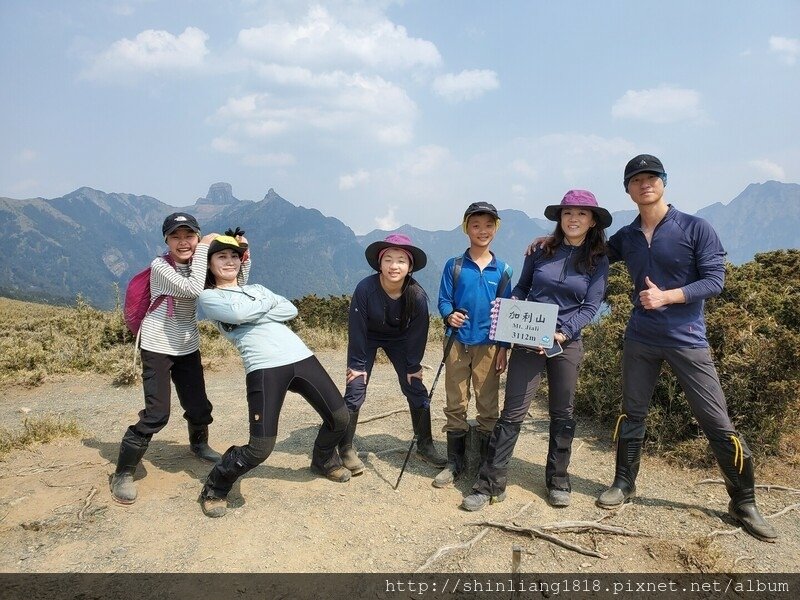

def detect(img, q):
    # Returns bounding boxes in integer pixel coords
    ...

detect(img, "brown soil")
[0,345,798,574]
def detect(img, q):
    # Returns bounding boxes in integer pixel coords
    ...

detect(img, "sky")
[1,0,798,234]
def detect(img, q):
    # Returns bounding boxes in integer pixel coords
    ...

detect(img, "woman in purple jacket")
[462,190,611,511]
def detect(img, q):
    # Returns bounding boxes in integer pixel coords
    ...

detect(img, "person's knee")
[241,436,276,465]
[331,406,350,434]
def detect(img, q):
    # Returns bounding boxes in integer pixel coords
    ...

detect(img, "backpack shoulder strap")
[496,263,512,298]
[451,255,463,294]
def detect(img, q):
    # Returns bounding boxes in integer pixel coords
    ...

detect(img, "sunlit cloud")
[749,159,786,180]
[339,169,370,190]
[237,5,441,70]
[84,26,209,79]
[375,206,399,230]
[612,85,702,123]
[432,69,499,102]
[769,36,800,66]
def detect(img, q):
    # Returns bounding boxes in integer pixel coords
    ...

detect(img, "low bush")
[576,250,800,464]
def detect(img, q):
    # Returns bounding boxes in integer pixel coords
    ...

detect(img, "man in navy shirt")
[597,154,776,542]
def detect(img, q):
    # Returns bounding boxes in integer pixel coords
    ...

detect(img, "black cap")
[624,154,666,189]
[162,212,200,237]
[463,201,500,221]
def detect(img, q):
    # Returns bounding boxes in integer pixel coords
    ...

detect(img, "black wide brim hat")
[365,233,427,273]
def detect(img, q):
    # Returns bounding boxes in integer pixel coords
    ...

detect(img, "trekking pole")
[394,309,467,490]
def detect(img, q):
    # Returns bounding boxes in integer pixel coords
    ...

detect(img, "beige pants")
[442,340,501,434]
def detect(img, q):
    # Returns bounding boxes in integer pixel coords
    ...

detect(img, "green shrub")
[576,250,800,464]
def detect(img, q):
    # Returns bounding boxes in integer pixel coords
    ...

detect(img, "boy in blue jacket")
[434,202,512,487]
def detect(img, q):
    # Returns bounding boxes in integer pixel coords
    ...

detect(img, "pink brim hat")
[364,233,427,272]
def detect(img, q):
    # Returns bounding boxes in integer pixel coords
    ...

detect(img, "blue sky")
[1,1,798,234]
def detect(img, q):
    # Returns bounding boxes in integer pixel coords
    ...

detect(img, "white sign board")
[489,298,559,348]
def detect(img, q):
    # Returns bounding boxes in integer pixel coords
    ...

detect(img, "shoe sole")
[111,494,136,506]
[415,453,447,468]
[461,493,506,512]
[310,466,352,483]
[729,513,778,543]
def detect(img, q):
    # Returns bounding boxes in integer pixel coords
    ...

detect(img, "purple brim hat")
[543,189,612,229]
[365,233,427,272]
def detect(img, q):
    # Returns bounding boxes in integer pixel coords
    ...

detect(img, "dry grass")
[0,414,83,459]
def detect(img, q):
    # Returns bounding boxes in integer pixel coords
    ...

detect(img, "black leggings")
[203,355,349,499]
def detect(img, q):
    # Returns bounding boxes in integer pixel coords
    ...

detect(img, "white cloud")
[510,159,537,181]
[211,137,241,154]
[85,26,209,79]
[511,184,527,198]
[612,85,702,123]
[749,159,786,180]
[432,69,499,102]
[769,36,800,66]
[339,169,370,190]
[19,149,37,162]
[210,73,417,153]
[399,145,451,176]
[237,5,441,70]
[242,153,296,167]
[375,206,399,230]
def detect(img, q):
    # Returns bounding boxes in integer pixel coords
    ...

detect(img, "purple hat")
[543,190,612,229]
[365,233,427,272]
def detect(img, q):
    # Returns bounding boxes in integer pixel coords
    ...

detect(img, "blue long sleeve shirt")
[198,284,313,373]
[511,243,609,341]
[437,250,512,346]
[347,274,429,375]
[607,205,726,348]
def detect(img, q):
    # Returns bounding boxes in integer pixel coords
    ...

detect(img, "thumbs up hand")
[639,276,668,310]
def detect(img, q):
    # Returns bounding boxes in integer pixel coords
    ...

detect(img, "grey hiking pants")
[622,339,740,446]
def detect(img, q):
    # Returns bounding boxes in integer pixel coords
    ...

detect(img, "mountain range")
[0,181,797,310]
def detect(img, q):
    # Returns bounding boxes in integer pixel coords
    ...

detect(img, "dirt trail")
[0,345,798,574]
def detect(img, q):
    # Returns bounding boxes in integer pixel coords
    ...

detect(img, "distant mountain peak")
[263,188,283,203]
[197,182,238,205]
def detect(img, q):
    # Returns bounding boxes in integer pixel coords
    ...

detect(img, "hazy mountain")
[0,181,797,309]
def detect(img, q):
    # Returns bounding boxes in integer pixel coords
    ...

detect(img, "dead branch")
[358,409,408,424]
[475,521,608,559]
[696,479,800,494]
[77,487,97,520]
[416,502,533,573]
[767,502,800,518]
[537,520,648,536]
[416,529,490,573]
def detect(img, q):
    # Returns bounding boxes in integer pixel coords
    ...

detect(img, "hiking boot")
[110,428,149,505]
[545,418,575,506]
[461,491,506,512]
[433,430,466,488]
[311,464,352,483]
[710,436,777,543]
[597,417,644,509]
[410,407,447,468]
[199,493,227,518]
[548,489,571,507]
[188,424,222,463]
[110,473,137,505]
[338,410,365,476]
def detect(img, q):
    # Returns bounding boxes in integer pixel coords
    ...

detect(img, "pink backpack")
[124,253,177,335]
